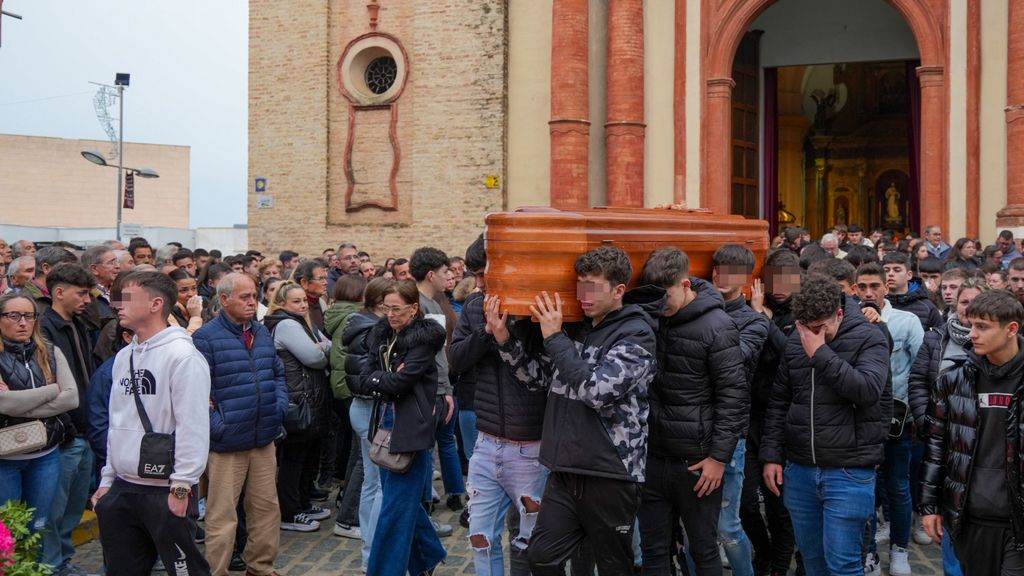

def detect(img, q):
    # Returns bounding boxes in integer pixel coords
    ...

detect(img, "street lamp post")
[82,73,160,242]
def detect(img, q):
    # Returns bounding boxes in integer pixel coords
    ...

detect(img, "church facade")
[249,0,1023,258]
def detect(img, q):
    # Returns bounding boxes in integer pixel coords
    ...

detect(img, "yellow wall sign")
[485,175,501,189]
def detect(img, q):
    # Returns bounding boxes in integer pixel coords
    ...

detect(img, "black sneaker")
[229,552,247,572]
[280,513,321,532]
[309,486,330,502]
[459,509,469,529]
[194,524,206,544]
[446,494,464,511]
[303,505,331,521]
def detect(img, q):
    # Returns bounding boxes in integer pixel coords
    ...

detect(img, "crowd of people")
[0,221,1020,576]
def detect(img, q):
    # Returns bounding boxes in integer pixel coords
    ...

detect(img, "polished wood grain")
[485,206,770,321]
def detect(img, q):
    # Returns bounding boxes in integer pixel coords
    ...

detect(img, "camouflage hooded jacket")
[498,304,657,482]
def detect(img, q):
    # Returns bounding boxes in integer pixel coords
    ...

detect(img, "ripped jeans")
[718,439,754,576]
[467,432,548,576]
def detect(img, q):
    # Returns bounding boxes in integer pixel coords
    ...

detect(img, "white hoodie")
[100,326,211,488]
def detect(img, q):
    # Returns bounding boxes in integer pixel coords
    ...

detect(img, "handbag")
[368,397,413,474]
[0,420,47,457]
[130,354,175,480]
[284,393,313,434]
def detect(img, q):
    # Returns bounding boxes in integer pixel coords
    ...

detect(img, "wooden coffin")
[484,206,770,321]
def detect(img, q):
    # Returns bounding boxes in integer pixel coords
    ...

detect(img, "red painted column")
[605,0,645,207]
[673,0,686,205]
[997,0,1024,227]
[917,66,947,232]
[549,0,590,210]
[702,77,735,215]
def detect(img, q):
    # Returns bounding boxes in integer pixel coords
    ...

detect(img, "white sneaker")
[281,513,321,532]
[303,505,331,521]
[875,520,890,545]
[912,516,932,546]
[889,545,912,576]
[333,522,362,539]
[197,497,207,522]
[864,551,882,576]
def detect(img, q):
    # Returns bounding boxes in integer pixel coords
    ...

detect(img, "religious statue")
[885,182,901,223]
[835,204,847,226]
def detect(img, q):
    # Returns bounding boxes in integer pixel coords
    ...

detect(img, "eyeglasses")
[382,304,414,316]
[0,312,36,323]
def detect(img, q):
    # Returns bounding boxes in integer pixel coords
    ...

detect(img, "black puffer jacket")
[724,296,770,382]
[343,311,379,399]
[760,297,891,467]
[889,284,943,332]
[748,297,795,448]
[263,311,332,439]
[920,347,1024,546]
[626,280,748,464]
[449,293,547,441]
[363,317,446,453]
[908,321,972,433]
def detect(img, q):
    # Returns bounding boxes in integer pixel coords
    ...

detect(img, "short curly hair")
[792,274,843,324]
[576,246,633,287]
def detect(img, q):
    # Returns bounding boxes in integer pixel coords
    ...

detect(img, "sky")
[0,0,247,228]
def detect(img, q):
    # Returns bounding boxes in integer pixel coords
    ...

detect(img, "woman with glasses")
[356,280,446,576]
[263,282,333,532]
[0,293,78,532]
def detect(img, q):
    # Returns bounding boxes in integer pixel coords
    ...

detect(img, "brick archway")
[700,0,948,233]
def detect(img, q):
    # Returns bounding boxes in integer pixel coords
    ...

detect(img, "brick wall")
[249,0,507,262]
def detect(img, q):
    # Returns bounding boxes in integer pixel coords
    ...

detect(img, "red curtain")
[763,68,780,237]
[906,61,921,234]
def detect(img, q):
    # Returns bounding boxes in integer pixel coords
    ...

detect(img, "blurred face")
[383,292,418,331]
[969,315,1019,358]
[393,262,412,281]
[197,255,211,269]
[0,239,10,264]
[219,276,258,323]
[988,272,1008,290]
[821,239,839,256]
[359,261,376,280]
[712,264,750,300]
[0,297,37,343]
[765,265,801,301]
[176,277,197,307]
[427,265,449,293]
[914,243,930,260]
[849,231,863,245]
[956,288,982,324]
[230,262,244,273]
[802,308,844,343]
[54,284,92,316]
[260,265,281,282]
[922,272,942,292]
[1009,268,1024,301]
[450,261,465,283]
[988,250,1004,267]
[176,257,196,277]
[997,236,1015,254]
[282,287,309,316]
[940,278,964,307]
[338,247,360,274]
[870,231,883,244]
[961,241,978,258]
[855,274,887,308]
[445,269,456,292]
[132,247,153,266]
[244,260,259,277]
[301,266,328,298]
[93,251,121,287]
[359,254,371,264]
[926,228,944,245]
[471,267,487,294]
[883,263,912,294]
[577,274,624,322]
[119,253,136,272]
[116,283,163,331]
[17,241,36,257]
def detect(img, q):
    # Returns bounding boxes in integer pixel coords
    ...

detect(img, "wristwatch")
[170,485,190,500]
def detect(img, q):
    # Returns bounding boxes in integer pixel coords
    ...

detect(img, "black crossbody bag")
[130,354,175,480]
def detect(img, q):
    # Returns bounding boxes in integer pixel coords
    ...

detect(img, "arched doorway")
[699,0,947,236]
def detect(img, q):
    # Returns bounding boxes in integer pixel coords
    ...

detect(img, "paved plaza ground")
[69,474,947,575]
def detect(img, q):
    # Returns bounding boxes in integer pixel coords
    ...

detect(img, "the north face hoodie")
[100,326,211,489]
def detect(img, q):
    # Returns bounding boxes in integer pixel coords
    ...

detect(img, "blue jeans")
[429,397,466,498]
[784,463,876,576]
[719,440,754,576]
[349,397,382,569]
[869,432,912,552]
[42,438,95,568]
[467,433,548,576]
[459,409,479,462]
[0,449,62,532]
[370,449,447,576]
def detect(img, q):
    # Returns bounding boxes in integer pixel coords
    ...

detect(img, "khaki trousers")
[205,443,280,576]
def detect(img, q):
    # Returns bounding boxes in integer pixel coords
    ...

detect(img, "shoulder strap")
[129,352,155,434]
